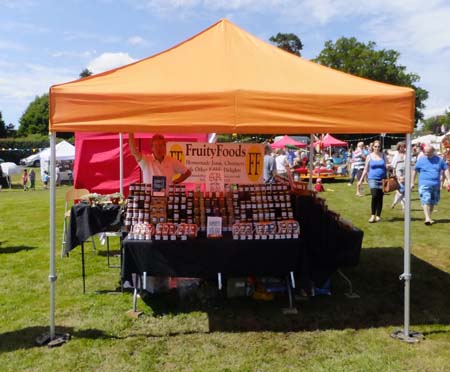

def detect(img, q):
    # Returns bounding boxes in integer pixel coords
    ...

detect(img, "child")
[22,169,29,191]
[43,170,50,189]
[314,178,325,192]
[391,176,405,209]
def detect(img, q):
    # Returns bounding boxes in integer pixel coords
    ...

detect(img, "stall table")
[65,195,363,299]
[65,202,123,293]
[122,234,302,310]
[122,235,301,278]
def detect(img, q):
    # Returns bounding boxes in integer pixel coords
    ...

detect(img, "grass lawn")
[1,173,449,371]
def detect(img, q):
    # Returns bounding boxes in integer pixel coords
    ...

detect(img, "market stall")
[271,135,307,149]
[40,140,75,184]
[48,19,416,343]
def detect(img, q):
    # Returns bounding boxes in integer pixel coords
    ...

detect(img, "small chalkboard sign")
[152,176,167,196]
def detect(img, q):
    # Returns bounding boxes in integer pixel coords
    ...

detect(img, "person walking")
[22,169,29,191]
[55,166,61,186]
[43,170,50,189]
[348,141,366,196]
[29,169,36,190]
[411,144,450,225]
[390,141,406,209]
[263,144,276,183]
[358,140,387,223]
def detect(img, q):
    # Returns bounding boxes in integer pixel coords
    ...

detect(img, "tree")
[5,123,16,137]
[269,33,303,56]
[422,109,450,134]
[0,111,6,138]
[18,94,49,136]
[79,68,93,78]
[313,37,428,125]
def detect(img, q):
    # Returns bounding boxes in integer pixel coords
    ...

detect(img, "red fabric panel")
[74,132,208,196]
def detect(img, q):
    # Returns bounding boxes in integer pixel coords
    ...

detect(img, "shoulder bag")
[382,176,399,193]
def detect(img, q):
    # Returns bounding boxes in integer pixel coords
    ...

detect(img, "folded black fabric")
[65,203,122,254]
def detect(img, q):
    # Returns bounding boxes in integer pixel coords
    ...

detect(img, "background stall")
[40,140,75,183]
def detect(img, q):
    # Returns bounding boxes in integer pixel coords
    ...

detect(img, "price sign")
[205,170,224,192]
[207,216,222,238]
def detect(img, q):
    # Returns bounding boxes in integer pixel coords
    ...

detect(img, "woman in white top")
[390,141,406,209]
[275,148,289,176]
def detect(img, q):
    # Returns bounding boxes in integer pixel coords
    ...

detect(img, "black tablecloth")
[65,203,122,255]
[293,195,364,286]
[122,235,302,279]
[66,195,363,289]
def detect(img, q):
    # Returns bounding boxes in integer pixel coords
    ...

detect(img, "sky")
[1,0,450,128]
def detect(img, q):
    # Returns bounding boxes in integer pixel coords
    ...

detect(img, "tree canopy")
[18,94,49,136]
[421,110,450,134]
[15,70,93,138]
[313,37,428,125]
[79,68,93,78]
[0,111,6,138]
[269,33,303,56]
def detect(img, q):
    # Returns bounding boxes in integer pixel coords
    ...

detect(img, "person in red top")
[314,178,325,192]
[22,169,29,191]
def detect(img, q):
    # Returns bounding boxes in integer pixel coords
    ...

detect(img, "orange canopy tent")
[46,19,418,344]
[49,19,414,135]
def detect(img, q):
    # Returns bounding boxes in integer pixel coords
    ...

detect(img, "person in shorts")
[390,141,406,209]
[43,170,50,189]
[411,145,449,225]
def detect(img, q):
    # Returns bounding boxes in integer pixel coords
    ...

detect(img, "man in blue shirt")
[263,144,276,183]
[411,145,450,225]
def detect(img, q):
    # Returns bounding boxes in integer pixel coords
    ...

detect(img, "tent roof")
[315,134,348,147]
[271,135,307,149]
[50,19,414,134]
[411,134,443,144]
[40,140,75,162]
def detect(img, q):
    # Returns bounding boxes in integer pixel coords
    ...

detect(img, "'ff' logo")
[247,152,261,176]
[245,145,263,182]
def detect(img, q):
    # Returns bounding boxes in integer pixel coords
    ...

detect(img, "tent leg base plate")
[391,330,424,343]
[282,307,298,315]
[36,332,71,347]
[126,309,143,319]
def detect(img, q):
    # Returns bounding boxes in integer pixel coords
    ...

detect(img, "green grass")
[1,174,450,371]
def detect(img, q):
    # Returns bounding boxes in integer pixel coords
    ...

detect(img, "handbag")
[382,176,400,193]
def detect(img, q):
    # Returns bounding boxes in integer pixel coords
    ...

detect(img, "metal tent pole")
[119,133,124,195]
[49,132,56,339]
[308,134,314,190]
[36,133,70,347]
[391,133,423,343]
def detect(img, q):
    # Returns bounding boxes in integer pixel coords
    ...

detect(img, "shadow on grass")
[0,245,36,254]
[137,247,450,333]
[388,217,450,224]
[0,326,118,352]
[388,217,423,222]
[434,218,450,224]
[96,249,121,257]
